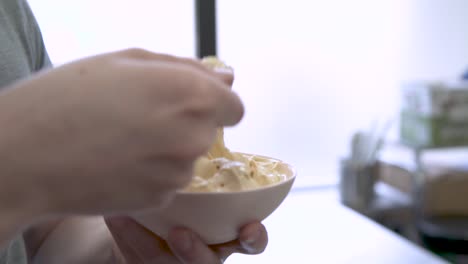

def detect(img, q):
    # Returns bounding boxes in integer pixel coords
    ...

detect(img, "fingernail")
[170,229,193,253]
[214,67,233,74]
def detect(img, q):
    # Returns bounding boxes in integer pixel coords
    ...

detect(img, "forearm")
[0,174,41,249]
[0,91,52,248]
[32,216,116,264]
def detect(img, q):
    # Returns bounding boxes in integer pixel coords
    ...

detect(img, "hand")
[105,216,268,263]
[0,49,244,219]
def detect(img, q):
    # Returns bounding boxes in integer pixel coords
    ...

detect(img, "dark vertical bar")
[195,0,217,58]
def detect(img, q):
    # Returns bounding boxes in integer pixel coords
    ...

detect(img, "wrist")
[0,106,51,244]
[0,170,47,241]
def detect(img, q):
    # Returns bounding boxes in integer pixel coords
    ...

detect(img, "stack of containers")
[400,80,468,148]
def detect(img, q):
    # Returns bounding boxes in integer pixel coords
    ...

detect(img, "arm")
[32,217,115,264]
[0,154,44,249]
[29,216,268,264]
[0,49,247,263]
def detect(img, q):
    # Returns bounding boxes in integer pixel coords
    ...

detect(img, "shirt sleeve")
[20,0,53,70]
[0,236,28,264]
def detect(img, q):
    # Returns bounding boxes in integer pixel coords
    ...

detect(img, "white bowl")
[132,155,296,244]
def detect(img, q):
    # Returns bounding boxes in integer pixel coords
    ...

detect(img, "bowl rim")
[177,153,297,195]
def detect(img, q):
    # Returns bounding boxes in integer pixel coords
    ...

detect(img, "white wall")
[218,0,410,185]
[29,0,195,64]
[29,0,468,186]
[400,0,468,80]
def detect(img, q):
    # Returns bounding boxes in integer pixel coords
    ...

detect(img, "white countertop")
[228,188,448,264]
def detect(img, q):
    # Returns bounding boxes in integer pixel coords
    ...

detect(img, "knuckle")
[174,138,212,161]
[121,48,152,58]
[174,70,216,117]
[188,128,216,157]
[193,77,219,108]
[137,171,181,204]
[181,58,208,72]
[165,126,215,163]
[168,161,194,188]
[228,92,245,124]
[142,189,174,209]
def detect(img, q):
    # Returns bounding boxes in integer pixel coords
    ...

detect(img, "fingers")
[106,218,268,264]
[207,78,244,127]
[117,48,242,127]
[105,217,144,263]
[212,221,269,261]
[167,222,268,264]
[213,67,234,87]
[238,221,268,254]
[105,216,172,263]
[167,227,223,264]
[119,48,234,86]
[175,66,243,128]
[120,49,206,73]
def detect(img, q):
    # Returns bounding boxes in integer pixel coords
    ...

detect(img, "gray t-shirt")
[0,0,51,263]
[0,0,51,88]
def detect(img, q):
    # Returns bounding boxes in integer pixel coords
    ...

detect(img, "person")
[0,0,268,263]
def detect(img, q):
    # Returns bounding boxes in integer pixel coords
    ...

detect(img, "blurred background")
[29,0,468,187]
[28,0,468,261]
